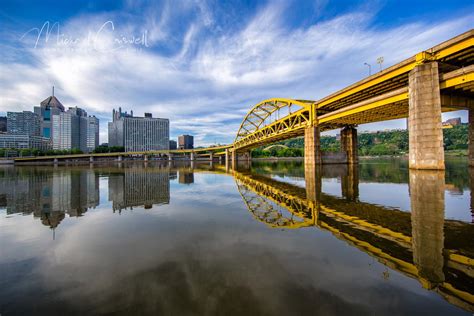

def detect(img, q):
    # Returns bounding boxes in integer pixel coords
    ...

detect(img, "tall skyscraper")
[86,116,99,153]
[52,110,79,150]
[108,108,169,152]
[52,107,99,152]
[34,91,65,139]
[178,135,194,149]
[7,111,41,136]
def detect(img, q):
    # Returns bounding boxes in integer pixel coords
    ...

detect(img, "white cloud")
[0,1,472,145]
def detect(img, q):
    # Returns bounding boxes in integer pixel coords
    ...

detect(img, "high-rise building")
[169,140,177,150]
[7,111,41,136]
[178,134,194,149]
[0,117,7,132]
[34,93,65,139]
[52,110,80,150]
[86,116,99,153]
[108,108,169,152]
[52,107,99,152]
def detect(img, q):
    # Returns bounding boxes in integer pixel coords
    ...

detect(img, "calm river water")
[0,158,473,315]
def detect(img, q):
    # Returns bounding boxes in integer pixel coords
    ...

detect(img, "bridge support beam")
[341,126,358,164]
[409,170,445,287]
[304,126,322,167]
[408,62,445,170]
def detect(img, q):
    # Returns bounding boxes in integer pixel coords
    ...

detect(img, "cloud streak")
[0,1,472,145]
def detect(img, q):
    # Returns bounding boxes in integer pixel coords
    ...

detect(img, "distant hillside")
[252,124,468,157]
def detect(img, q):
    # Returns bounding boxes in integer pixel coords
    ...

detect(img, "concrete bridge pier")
[304,126,322,167]
[341,126,358,164]
[409,169,445,287]
[144,155,148,162]
[89,156,94,163]
[225,148,230,171]
[469,109,474,168]
[231,149,237,170]
[470,167,474,223]
[190,152,195,161]
[408,62,445,170]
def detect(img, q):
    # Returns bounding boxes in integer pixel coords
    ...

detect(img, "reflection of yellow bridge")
[234,171,474,312]
[14,30,474,169]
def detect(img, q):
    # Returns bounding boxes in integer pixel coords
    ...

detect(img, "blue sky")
[1,0,473,145]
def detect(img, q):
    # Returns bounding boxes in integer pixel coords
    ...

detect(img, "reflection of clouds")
[0,214,49,262]
[18,197,451,315]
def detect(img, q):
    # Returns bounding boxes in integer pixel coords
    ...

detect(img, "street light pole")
[364,62,371,76]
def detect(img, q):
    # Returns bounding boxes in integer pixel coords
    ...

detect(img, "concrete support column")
[304,126,322,168]
[53,158,58,165]
[209,153,214,167]
[231,149,237,170]
[410,169,445,287]
[470,168,474,223]
[341,126,358,164]
[117,155,122,162]
[144,155,148,162]
[469,109,474,167]
[89,156,94,163]
[341,164,359,201]
[225,148,229,171]
[408,62,444,170]
[190,152,195,161]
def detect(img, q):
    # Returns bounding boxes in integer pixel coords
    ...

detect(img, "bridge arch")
[234,98,315,149]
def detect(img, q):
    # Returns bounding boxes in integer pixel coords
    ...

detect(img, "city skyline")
[1,1,473,145]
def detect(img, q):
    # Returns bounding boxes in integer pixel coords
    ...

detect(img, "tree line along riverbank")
[251,124,468,158]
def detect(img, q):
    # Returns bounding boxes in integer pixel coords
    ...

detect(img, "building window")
[43,127,50,138]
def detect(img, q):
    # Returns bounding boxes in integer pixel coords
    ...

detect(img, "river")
[0,158,473,315]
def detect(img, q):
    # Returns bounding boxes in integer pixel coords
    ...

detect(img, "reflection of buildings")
[178,170,194,184]
[108,167,170,212]
[0,168,99,228]
[234,168,474,313]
